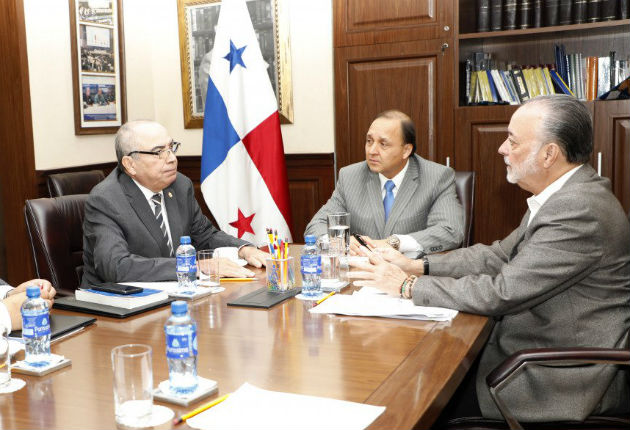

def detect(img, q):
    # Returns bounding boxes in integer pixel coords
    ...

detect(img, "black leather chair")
[47,169,105,197]
[24,195,88,296]
[455,171,475,248]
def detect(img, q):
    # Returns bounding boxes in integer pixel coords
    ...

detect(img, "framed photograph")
[177,0,293,128]
[69,0,126,134]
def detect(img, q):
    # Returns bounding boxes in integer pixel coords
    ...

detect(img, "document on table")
[121,282,224,299]
[186,383,385,430]
[309,287,458,321]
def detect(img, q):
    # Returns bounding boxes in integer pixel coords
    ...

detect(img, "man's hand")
[10,279,56,302]
[218,258,255,278]
[3,292,28,331]
[347,247,408,296]
[349,235,390,255]
[238,246,270,269]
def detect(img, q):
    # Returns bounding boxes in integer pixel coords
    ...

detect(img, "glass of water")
[0,335,10,388]
[327,212,350,256]
[111,344,153,427]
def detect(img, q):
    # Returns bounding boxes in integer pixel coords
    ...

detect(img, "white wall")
[24,0,334,170]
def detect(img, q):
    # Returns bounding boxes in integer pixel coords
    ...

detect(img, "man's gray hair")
[524,95,592,163]
[115,120,154,170]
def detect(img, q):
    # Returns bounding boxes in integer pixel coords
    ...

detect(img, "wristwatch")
[386,235,400,250]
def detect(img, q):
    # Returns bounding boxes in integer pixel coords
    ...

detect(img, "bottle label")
[176,255,197,274]
[166,331,197,358]
[301,255,322,275]
[21,311,51,338]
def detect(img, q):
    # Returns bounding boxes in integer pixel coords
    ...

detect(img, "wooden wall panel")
[0,0,37,284]
[335,38,454,172]
[593,100,630,214]
[334,0,453,47]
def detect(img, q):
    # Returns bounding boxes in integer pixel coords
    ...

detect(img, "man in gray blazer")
[305,110,464,257]
[82,120,268,287]
[349,95,630,422]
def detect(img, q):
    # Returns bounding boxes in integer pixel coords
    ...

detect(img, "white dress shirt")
[0,282,14,334]
[132,179,175,249]
[526,165,582,227]
[378,160,423,257]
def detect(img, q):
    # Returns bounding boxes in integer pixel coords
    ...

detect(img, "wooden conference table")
[1,250,491,429]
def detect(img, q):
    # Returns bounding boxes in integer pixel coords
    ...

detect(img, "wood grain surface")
[2,247,491,429]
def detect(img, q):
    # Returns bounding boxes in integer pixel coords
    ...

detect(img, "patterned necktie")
[151,193,173,256]
[383,180,395,222]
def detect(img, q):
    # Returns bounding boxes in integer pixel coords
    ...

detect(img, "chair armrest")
[485,347,630,430]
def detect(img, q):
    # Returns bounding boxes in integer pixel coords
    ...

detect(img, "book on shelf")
[549,69,575,95]
[75,288,169,309]
[601,0,618,20]
[587,0,602,22]
[559,0,573,24]
[490,0,503,31]
[546,0,560,26]
[586,56,599,100]
[519,0,533,28]
[533,0,543,27]
[599,74,630,100]
[622,0,629,19]
[574,0,588,22]
[597,56,612,97]
[478,0,491,32]
[504,0,517,29]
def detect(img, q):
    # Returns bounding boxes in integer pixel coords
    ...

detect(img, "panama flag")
[200,0,292,245]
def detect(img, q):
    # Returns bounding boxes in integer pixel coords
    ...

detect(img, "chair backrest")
[455,171,475,248]
[47,170,105,197]
[24,195,88,296]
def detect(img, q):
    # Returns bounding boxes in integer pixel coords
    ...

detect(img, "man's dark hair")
[375,110,416,154]
[524,95,593,163]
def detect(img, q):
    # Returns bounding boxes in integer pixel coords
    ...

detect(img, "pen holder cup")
[266,257,295,292]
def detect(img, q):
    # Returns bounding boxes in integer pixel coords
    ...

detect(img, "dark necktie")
[383,180,395,221]
[151,193,173,256]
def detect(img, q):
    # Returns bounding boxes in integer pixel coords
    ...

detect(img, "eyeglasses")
[127,141,181,160]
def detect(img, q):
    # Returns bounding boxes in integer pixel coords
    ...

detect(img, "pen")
[173,393,230,425]
[352,233,373,251]
[220,278,257,282]
[316,291,335,305]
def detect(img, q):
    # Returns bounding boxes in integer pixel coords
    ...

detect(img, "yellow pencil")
[316,291,336,305]
[173,393,230,425]
[220,277,256,282]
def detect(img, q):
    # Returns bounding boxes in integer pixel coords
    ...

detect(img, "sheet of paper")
[186,383,385,430]
[310,289,458,321]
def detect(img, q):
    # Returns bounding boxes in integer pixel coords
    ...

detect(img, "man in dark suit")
[82,120,268,287]
[305,110,464,257]
[349,95,630,422]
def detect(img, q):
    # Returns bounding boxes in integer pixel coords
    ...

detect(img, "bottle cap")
[171,300,188,315]
[180,236,191,245]
[304,234,316,244]
[26,285,41,298]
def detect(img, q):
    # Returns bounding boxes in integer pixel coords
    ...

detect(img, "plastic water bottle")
[164,301,198,394]
[21,286,51,367]
[176,236,197,291]
[301,234,322,298]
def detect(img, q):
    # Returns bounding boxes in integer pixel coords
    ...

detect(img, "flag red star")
[229,209,255,238]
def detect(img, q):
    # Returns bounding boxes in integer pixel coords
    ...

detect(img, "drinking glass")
[327,212,350,255]
[111,344,153,427]
[197,250,220,287]
[0,336,10,388]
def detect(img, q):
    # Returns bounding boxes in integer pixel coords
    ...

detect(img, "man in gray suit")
[305,110,464,257]
[82,120,268,287]
[349,95,630,422]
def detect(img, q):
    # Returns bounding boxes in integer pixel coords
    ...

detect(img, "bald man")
[82,120,269,287]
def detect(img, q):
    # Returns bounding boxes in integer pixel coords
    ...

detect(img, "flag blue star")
[223,40,247,72]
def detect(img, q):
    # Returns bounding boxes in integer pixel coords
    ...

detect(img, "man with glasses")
[82,120,268,287]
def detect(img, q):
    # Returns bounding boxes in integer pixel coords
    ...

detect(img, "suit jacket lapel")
[119,172,171,257]
[366,171,386,237]
[163,184,183,246]
[384,158,419,236]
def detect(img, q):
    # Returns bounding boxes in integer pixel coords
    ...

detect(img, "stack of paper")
[121,282,224,300]
[75,288,168,309]
[309,288,458,321]
[187,383,385,430]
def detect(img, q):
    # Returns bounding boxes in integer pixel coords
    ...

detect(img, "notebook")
[9,313,96,340]
[53,296,173,318]
[75,288,169,309]
[227,287,300,309]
